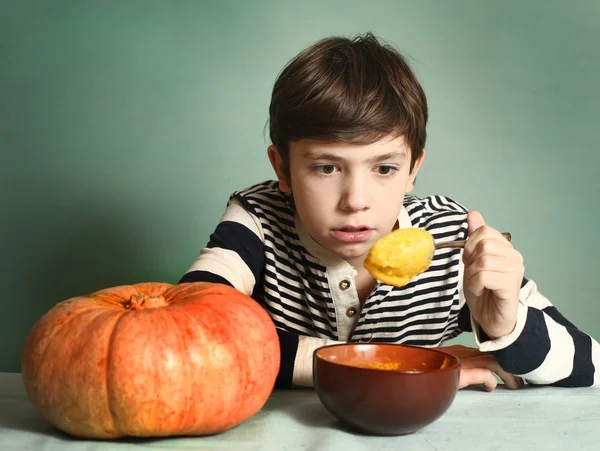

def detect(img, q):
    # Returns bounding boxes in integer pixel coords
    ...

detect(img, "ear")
[405,149,426,193]
[267,145,292,192]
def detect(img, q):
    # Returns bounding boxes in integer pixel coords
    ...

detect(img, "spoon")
[364,228,512,287]
[435,232,512,249]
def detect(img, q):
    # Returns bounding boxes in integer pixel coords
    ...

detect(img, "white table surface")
[1,372,599,450]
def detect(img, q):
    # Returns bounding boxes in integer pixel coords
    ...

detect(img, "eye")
[375,165,398,176]
[314,164,338,175]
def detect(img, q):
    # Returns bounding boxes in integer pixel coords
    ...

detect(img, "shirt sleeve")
[289,334,341,387]
[179,198,264,294]
[470,278,600,387]
[178,198,338,388]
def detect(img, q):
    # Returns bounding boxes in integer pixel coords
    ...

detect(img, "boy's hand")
[439,345,524,391]
[462,210,524,339]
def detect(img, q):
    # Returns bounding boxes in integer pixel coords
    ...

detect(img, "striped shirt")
[180,180,599,388]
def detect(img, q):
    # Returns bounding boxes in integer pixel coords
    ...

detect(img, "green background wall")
[1,0,599,372]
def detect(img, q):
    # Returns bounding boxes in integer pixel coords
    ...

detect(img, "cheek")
[292,181,338,225]
[376,173,409,196]
[292,174,333,202]
[373,178,408,214]
[295,188,335,215]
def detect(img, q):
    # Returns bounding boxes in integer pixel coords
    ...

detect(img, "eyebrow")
[303,150,408,164]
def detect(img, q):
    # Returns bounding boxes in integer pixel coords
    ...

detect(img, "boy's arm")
[179,198,264,293]
[469,278,600,387]
[461,210,599,387]
[179,198,338,388]
[280,332,340,387]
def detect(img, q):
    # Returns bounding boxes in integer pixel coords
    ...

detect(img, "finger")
[464,208,509,258]
[483,358,524,390]
[468,237,519,264]
[467,210,486,237]
[458,355,501,391]
[474,355,524,390]
[464,269,523,296]
[465,267,505,298]
[457,355,524,390]
[464,255,524,284]
[463,227,514,266]
[464,211,486,263]
[497,372,524,390]
[459,367,498,392]
[465,252,522,272]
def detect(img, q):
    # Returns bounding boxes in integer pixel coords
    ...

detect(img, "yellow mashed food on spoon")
[364,228,435,287]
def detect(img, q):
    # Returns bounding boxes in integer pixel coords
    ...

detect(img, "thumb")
[467,210,486,237]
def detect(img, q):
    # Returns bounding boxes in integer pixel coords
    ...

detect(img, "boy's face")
[268,135,424,267]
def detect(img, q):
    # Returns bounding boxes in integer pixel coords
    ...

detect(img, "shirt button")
[346,307,357,317]
[339,279,351,290]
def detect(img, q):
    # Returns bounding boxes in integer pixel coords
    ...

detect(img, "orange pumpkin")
[21,282,280,439]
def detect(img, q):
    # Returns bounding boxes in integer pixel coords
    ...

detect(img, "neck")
[345,255,367,272]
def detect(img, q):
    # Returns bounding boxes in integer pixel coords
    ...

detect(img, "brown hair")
[268,32,428,182]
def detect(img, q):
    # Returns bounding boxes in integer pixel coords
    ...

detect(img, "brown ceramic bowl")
[313,343,460,436]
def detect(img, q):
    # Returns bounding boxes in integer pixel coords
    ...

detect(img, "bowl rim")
[313,342,461,374]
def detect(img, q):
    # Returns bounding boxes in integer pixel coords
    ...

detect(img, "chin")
[332,245,371,260]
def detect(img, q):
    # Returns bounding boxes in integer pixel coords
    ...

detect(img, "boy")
[180,33,599,390]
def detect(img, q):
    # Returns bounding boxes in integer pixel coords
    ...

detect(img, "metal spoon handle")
[435,232,512,250]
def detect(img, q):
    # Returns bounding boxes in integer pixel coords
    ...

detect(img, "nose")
[339,173,371,212]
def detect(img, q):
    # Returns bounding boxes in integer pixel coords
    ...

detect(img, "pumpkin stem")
[125,295,168,310]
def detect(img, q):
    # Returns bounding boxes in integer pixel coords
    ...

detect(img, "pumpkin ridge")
[104,309,126,437]
[166,309,202,434]
[164,306,193,436]
[185,293,277,427]
[163,282,210,302]
[179,299,243,430]
[29,301,88,386]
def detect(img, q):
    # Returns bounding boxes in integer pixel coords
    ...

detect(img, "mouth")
[333,226,371,232]
[331,226,373,243]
